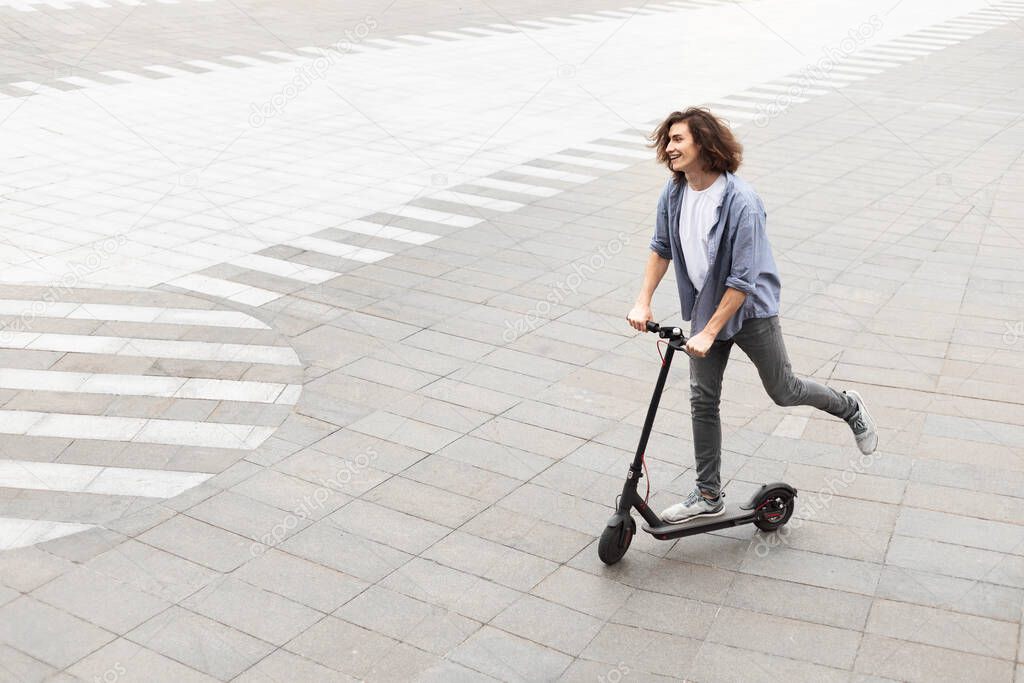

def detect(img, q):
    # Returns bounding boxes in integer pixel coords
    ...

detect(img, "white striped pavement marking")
[893,36,957,47]
[397,34,446,44]
[0,460,211,498]
[756,83,828,95]
[99,70,155,82]
[385,205,481,228]
[181,60,236,73]
[545,153,627,170]
[0,368,301,404]
[0,331,301,365]
[431,190,524,212]
[168,273,282,306]
[831,64,884,75]
[143,65,200,77]
[336,219,439,245]
[0,518,95,551]
[0,410,276,450]
[842,57,902,68]
[867,45,930,56]
[230,253,340,284]
[509,165,596,183]
[363,38,410,49]
[859,49,916,61]
[0,299,270,328]
[775,75,849,89]
[601,132,650,144]
[738,90,809,103]
[261,50,306,61]
[222,55,273,66]
[9,81,63,96]
[466,177,560,197]
[430,30,473,39]
[575,142,650,159]
[286,236,392,262]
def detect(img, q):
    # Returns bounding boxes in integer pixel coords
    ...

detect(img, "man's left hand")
[685,330,716,358]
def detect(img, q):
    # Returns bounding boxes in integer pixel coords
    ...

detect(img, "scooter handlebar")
[645,321,686,341]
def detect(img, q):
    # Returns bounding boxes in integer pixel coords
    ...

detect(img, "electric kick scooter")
[598,321,797,565]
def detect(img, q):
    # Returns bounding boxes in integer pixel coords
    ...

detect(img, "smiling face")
[665,121,704,176]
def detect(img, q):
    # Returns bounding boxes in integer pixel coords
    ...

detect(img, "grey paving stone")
[229,468,350,519]
[67,638,218,683]
[0,596,114,669]
[529,565,635,621]
[387,393,494,433]
[448,625,573,681]
[401,453,520,504]
[885,535,1024,588]
[436,435,555,480]
[285,616,398,679]
[327,499,451,554]
[894,507,1024,555]
[233,548,367,613]
[186,490,313,546]
[423,530,559,592]
[334,585,479,655]
[706,605,862,669]
[126,607,274,681]
[459,505,594,564]
[738,544,882,595]
[274,447,391,497]
[611,588,720,641]
[83,540,216,604]
[723,573,872,631]
[278,522,412,583]
[854,633,1015,682]
[379,558,520,624]
[137,514,258,573]
[0,546,76,593]
[579,622,702,680]
[874,564,1023,622]
[690,641,851,683]
[181,576,323,646]
[363,476,487,528]
[31,566,171,635]
[233,648,358,682]
[496,482,617,536]
[865,597,1017,660]
[0,644,58,682]
[347,411,462,453]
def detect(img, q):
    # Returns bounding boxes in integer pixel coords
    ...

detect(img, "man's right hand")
[627,303,653,332]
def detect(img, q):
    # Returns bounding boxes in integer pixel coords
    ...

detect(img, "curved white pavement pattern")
[0,286,302,550]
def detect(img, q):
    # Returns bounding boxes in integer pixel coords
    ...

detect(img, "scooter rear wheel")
[754,494,795,532]
[598,516,636,565]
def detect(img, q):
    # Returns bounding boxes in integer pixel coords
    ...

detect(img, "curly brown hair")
[649,108,743,184]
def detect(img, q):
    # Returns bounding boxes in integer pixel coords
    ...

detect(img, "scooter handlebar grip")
[645,321,659,333]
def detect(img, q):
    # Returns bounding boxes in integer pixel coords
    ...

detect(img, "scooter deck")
[641,501,755,540]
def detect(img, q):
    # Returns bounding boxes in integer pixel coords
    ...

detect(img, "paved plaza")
[1,0,1024,680]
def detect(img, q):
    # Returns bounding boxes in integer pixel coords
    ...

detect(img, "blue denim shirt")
[649,171,781,340]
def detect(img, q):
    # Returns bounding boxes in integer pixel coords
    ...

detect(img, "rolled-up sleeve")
[724,204,762,295]
[648,182,673,260]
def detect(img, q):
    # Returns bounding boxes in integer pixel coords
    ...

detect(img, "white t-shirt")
[678,173,727,291]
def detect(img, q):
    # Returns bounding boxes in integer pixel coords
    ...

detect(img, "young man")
[626,108,878,523]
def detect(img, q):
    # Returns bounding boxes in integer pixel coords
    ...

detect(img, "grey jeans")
[689,315,852,497]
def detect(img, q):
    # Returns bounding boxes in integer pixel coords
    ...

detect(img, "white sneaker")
[661,488,725,523]
[843,390,878,455]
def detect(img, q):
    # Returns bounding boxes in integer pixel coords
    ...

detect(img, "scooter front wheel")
[598,516,636,565]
